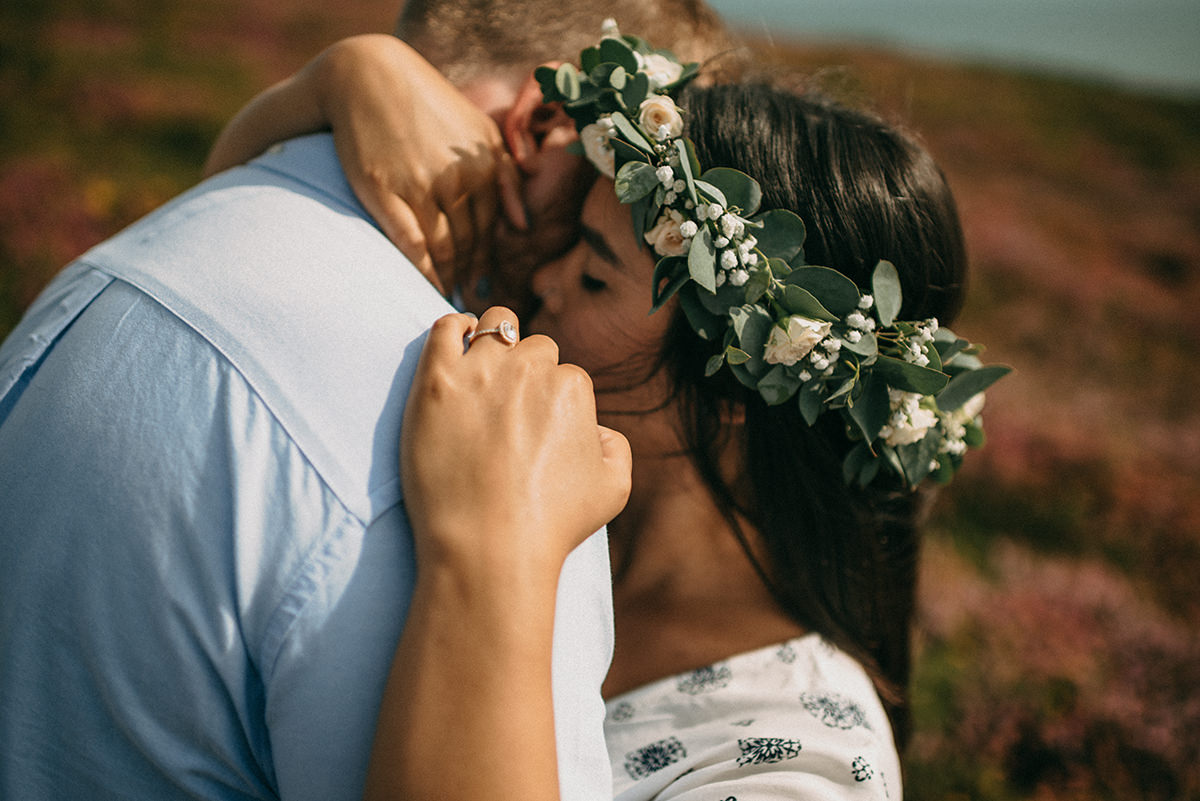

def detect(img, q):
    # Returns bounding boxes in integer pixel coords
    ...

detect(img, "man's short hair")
[396,0,732,86]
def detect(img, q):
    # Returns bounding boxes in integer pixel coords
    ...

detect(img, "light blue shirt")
[0,135,614,800]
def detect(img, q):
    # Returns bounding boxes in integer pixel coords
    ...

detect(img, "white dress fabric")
[605,635,900,800]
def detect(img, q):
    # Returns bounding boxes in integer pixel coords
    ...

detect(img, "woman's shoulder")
[605,634,900,800]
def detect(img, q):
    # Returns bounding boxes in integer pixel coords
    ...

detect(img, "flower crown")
[536,20,1009,489]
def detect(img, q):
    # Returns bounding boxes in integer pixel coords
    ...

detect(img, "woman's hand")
[205,35,525,293]
[318,35,525,292]
[366,309,630,801]
[401,307,631,580]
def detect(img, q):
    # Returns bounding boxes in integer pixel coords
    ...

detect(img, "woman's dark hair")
[662,82,968,748]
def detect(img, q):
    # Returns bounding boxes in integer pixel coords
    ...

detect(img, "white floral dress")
[605,634,900,800]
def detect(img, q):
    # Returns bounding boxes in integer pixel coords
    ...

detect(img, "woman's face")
[527,180,673,417]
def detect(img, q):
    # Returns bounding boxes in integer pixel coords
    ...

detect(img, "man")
[0,2,727,799]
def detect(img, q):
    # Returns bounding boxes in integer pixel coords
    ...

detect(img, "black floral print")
[800,692,869,730]
[851,756,873,782]
[735,737,802,766]
[624,736,687,779]
[610,701,635,722]
[776,643,797,663]
[676,663,732,695]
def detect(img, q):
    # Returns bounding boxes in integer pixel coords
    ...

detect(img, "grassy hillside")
[3,2,1198,798]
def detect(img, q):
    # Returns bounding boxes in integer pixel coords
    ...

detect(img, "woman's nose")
[531,252,573,315]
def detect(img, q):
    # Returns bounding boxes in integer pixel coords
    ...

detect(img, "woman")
[211,32,994,801]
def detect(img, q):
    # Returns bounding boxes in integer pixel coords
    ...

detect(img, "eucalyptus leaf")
[743,267,771,304]
[963,421,986,448]
[725,346,751,365]
[847,372,890,442]
[729,304,773,377]
[555,63,581,101]
[688,227,717,293]
[842,442,873,486]
[610,112,653,154]
[874,356,949,395]
[753,209,806,266]
[872,260,902,327]
[674,138,698,203]
[704,353,724,377]
[535,65,562,100]
[609,65,627,90]
[937,365,1011,412]
[779,284,838,322]
[933,335,969,365]
[599,37,639,72]
[678,285,725,340]
[700,168,762,216]
[621,71,649,111]
[798,380,825,426]
[615,161,660,203]
[729,361,761,390]
[651,257,689,312]
[757,365,801,406]
[784,266,861,316]
[826,375,858,403]
[840,330,877,357]
[692,180,727,209]
[580,46,601,74]
[897,433,941,486]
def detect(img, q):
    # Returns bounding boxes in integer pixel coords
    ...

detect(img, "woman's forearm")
[363,557,562,801]
[203,62,326,177]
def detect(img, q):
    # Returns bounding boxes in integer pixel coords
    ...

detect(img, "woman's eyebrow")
[580,223,621,267]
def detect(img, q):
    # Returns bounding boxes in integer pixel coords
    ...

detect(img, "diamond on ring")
[468,319,518,346]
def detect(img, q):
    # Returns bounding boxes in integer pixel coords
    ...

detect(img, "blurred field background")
[2,1,1198,798]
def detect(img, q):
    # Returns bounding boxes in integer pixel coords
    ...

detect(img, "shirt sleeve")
[263,506,417,801]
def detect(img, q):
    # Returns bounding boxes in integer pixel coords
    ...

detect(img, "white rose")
[580,119,616,178]
[643,208,690,257]
[763,315,833,366]
[642,53,684,89]
[639,95,684,141]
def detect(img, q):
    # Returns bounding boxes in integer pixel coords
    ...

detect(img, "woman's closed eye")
[581,273,608,293]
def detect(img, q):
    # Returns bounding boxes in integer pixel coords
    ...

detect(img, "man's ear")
[502,67,578,171]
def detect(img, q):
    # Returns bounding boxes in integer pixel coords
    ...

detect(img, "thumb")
[596,425,633,519]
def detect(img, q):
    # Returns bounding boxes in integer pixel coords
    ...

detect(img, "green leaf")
[936,365,1011,412]
[610,112,653,154]
[535,65,562,101]
[615,161,660,203]
[580,46,601,74]
[963,421,986,448]
[779,285,838,322]
[826,375,858,403]
[874,356,949,395]
[743,267,771,304]
[847,372,890,442]
[700,168,762,215]
[599,37,639,72]
[688,227,717,293]
[725,345,751,365]
[842,442,873,486]
[872,260,902,327]
[840,330,877,357]
[753,209,806,266]
[798,380,825,426]
[609,65,627,90]
[692,180,727,209]
[784,266,861,317]
[729,304,773,377]
[704,353,724,377]
[674,138,699,203]
[757,365,801,406]
[678,284,725,339]
[651,257,689,312]
[554,63,581,101]
[897,432,941,487]
[620,70,649,111]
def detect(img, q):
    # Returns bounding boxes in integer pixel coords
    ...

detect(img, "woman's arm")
[364,309,631,801]
[205,34,524,292]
